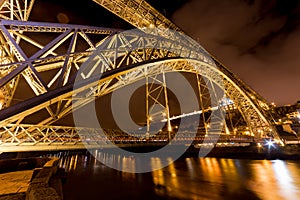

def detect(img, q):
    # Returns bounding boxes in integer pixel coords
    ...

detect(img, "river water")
[57,151,300,200]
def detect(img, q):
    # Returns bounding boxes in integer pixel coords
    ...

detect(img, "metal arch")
[0,27,213,114]
[0,58,277,151]
[93,0,181,32]
[72,31,278,140]
[0,29,215,126]
[93,0,279,138]
[92,0,213,60]
[93,0,269,107]
[1,29,280,148]
[0,60,223,149]
[0,0,282,152]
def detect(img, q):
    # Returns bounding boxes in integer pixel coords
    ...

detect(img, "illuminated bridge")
[0,0,293,153]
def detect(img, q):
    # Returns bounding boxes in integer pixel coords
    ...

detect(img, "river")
[55,150,300,200]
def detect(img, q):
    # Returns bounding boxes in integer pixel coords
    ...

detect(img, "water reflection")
[53,151,300,200]
[272,160,296,199]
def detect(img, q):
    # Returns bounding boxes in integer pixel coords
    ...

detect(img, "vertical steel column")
[145,74,150,138]
[162,72,172,141]
[196,74,208,135]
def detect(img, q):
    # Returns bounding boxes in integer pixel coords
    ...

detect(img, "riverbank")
[0,157,65,200]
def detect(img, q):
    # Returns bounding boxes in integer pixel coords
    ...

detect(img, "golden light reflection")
[219,159,241,194]
[122,156,135,173]
[210,158,221,177]
[286,162,300,186]
[151,157,164,186]
[249,160,281,200]
[52,153,300,200]
[64,156,70,171]
[121,171,136,181]
[198,158,224,197]
[68,155,75,172]
[201,158,221,180]
[167,157,178,188]
[58,154,79,172]
[185,158,195,177]
[272,160,298,199]
[73,154,78,171]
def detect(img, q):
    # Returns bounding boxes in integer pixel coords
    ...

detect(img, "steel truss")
[0,0,35,109]
[0,0,34,21]
[96,0,271,107]
[0,30,279,150]
[94,0,279,139]
[0,0,281,152]
[0,19,119,107]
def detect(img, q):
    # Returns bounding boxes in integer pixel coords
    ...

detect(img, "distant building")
[272,102,300,139]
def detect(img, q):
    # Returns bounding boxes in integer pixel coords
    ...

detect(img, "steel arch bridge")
[0,0,281,152]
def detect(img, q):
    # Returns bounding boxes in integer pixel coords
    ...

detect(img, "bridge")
[0,0,295,153]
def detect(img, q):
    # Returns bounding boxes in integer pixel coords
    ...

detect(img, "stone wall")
[26,157,64,200]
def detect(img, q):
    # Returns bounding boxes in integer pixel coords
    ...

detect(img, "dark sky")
[31,0,300,106]
[171,0,300,106]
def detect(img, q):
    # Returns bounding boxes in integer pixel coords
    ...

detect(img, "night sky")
[31,0,300,106]
[171,0,300,106]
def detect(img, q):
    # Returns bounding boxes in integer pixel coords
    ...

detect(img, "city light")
[0,0,300,200]
[257,143,262,148]
[168,125,172,132]
[161,106,219,122]
[266,140,274,148]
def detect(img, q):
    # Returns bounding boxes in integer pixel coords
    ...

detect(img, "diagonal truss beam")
[0,0,282,152]
[0,0,34,21]
[0,30,280,146]
[94,1,272,115]
[0,20,119,108]
[93,0,278,137]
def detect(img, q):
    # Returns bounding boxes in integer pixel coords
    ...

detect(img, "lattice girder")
[0,58,277,150]
[0,0,282,152]
[95,0,273,117]
[0,0,35,109]
[0,20,120,109]
[94,0,269,104]
[0,30,278,139]
[0,0,34,21]
[0,29,212,125]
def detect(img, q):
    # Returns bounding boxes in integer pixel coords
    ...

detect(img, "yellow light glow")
[257,143,262,148]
